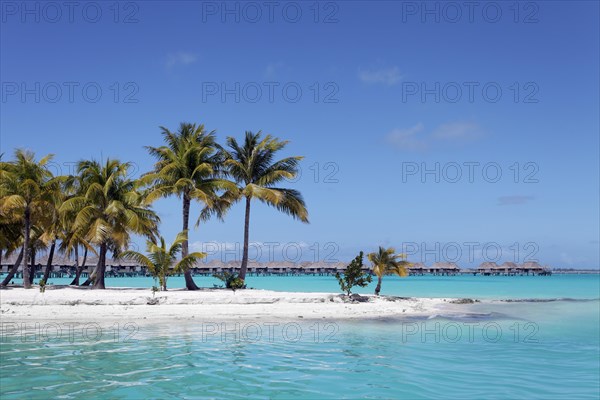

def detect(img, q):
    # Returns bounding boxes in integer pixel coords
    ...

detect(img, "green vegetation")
[335,252,373,295]
[367,247,411,295]
[141,123,235,290]
[0,123,307,290]
[38,278,46,293]
[219,131,309,282]
[0,150,60,288]
[213,271,246,291]
[61,160,159,289]
[121,231,206,291]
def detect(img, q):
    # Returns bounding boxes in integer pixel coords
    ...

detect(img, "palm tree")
[40,179,69,284]
[0,181,23,278]
[58,173,94,285]
[0,152,24,286]
[61,227,92,286]
[143,122,235,290]
[0,150,57,288]
[61,159,159,289]
[223,131,309,282]
[0,221,24,286]
[121,231,206,291]
[367,246,411,295]
[26,224,50,285]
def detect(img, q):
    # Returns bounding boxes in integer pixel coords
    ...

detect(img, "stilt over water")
[1,254,556,278]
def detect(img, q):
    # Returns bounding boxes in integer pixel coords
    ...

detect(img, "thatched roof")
[2,252,97,267]
[409,262,426,269]
[499,262,518,269]
[520,261,543,270]
[108,258,142,267]
[431,262,460,270]
[478,262,498,270]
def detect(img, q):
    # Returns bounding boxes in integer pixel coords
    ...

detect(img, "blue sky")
[1,1,599,268]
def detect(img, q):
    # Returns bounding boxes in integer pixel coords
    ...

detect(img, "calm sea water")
[1,275,599,399]
[4,273,599,299]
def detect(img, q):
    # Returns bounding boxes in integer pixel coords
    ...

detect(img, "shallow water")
[3,273,599,299]
[1,275,599,399]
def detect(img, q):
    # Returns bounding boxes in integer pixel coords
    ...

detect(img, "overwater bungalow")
[429,262,460,275]
[0,253,97,279]
[495,262,519,275]
[477,262,498,275]
[0,252,556,278]
[519,261,550,275]
[408,262,426,275]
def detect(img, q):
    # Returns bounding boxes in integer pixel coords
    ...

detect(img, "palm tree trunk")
[70,246,86,286]
[1,246,24,286]
[239,196,251,281]
[182,194,199,290]
[41,239,56,283]
[80,253,98,287]
[22,208,31,288]
[29,248,35,285]
[375,276,382,296]
[28,247,36,286]
[92,243,107,289]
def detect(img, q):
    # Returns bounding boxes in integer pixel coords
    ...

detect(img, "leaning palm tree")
[121,231,206,291]
[0,213,22,272]
[25,224,49,285]
[0,153,23,275]
[0,150,57,288]
[367,246,411,295]
[223,131,309,282]
[60,223,93,286]
[39,179,70,284]
[61,159,159,289]
[60,170,95,285]
[0,220,24,286]
[142,122,235,290]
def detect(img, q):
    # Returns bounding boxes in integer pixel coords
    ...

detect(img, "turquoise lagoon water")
[1,275,599,399]
[3,273,600,299]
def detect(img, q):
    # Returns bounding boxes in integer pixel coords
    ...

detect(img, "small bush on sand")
[213,271,246,291]
[335,252,372,295]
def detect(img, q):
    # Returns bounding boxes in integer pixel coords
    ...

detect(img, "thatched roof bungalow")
[477,262,498,273]
[519,261,544,273]
[430,262,460,274]
[496,262,518,274]
[407,262,425,275]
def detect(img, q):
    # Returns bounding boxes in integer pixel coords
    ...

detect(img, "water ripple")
[1,312,598,399]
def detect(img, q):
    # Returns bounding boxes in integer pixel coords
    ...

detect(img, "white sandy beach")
[0,286,471,323]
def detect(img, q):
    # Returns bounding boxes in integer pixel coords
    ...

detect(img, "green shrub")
[39,279,46,293]
[213,271,246,291]
[335,251,372,295]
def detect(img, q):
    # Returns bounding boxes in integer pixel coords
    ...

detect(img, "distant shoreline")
[1,270,599,282]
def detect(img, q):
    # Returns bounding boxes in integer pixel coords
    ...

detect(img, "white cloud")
[432,121,482,141]
[385,123,427,151]
[166,52,198,68]
[386,121,482,151]
[358,66,402,86]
